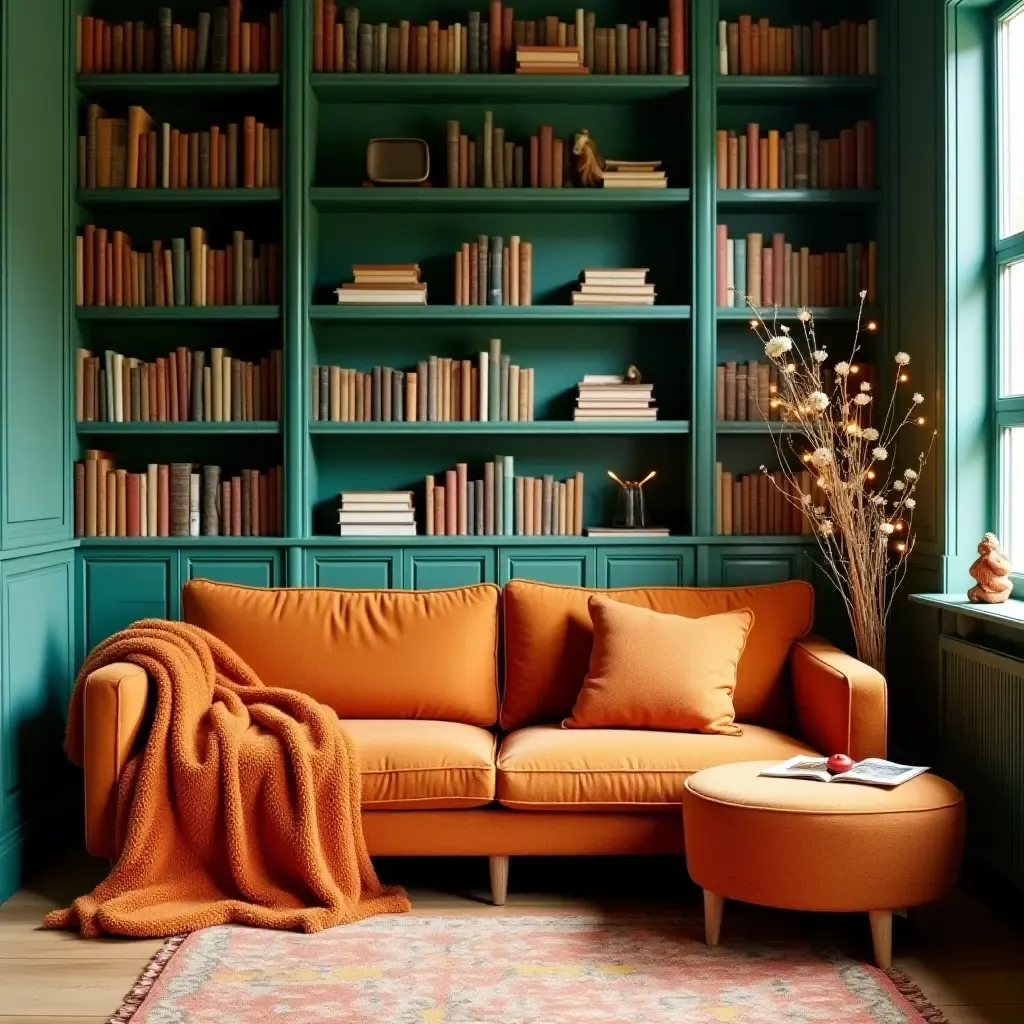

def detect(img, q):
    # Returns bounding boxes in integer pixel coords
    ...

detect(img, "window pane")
[999,5,1024,238]
[1001,258,1024,396]
[1003,426,1024,569]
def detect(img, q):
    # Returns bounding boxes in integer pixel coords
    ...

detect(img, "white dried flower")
[784,363,796,374]
[853,393,872,406]
[810,448,832,467]
[820,520,835,535]
[834,361,851,376]
[905,498,917,510]
[801,493,813,505]
[812,349,828,363]
[892,480,906,492]
[903,469,918,481]
[797,308,812,323]
[871,495,886,506]
[895,352,911,366]
[879,522,895,536]
[807,391,830,412]
[764,336,793,359]
[872,446,889,461]
[862,427,880,441]
[860,381,871,392]
[859,289,868,300]
[913,392,924,404]
[780,324,791,334]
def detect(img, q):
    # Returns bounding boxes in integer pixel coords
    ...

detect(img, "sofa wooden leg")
[869,910,893,969]
[703,890,724,946]
[489,855,509,907]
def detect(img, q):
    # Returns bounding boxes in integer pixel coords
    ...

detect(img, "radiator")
[939,635,1024,891]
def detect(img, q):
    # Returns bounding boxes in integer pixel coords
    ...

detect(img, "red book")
[228,0,242,72]
[82,16,95,74]
[157,464,170,537]
[746,123,759,188]
[322,2,335,72]
[489,1,502,73]
[738,15,752,75]
[502,6,513,71]
[670,0,685,75]
[715,224,728,307]
[126,473,140,537]
[539,125,553,188]
[102,22,112,72]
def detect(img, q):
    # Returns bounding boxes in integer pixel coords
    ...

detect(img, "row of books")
[334,264,425,306]
[445,117,575,189]
[310,3,687,76]
[426,460,585,537]
[80,107,280,191]
[572,268,655,307]
[75,228,280,308]
[715,232,878,309]
[312,341,535,424]
[575,374,656,421]
[717,17,877,77]
[454,237,534,307]
[716,121,875,192]
[75,348,282,425]
[716,362,781,423]
[76,6,282,75]
[715,466,815,537]
[338,491,416,538]
[74,454,284,539]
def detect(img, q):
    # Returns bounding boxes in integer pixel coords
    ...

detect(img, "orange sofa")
[79,578,887,904]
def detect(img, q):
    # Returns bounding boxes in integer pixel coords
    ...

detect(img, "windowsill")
[910,593,1024,632]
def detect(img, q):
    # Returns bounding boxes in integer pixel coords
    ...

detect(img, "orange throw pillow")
[564,596,754,735]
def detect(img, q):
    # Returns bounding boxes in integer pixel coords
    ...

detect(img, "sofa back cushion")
[500,579,813,730]
[183,580,500,726]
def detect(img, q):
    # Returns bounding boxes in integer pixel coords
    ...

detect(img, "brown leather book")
[552,139,564,187]
[539,125,553,187]
[188,131,200,187]
[228,0,242,72]
[242,116,256,188]
[255,122,265,187]
[210,125,220,188]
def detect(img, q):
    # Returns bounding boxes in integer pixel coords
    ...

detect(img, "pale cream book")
[338,523,418,537]
[572,294,655,305]
[602,178,668,189]
[337,511,416,524]
[336,290,427,305]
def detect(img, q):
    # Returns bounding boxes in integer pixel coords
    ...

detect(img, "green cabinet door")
[304,549,402,589]
[706,545,812,587]
[499,546,596,587]
[80,553,179,654]
[597,546,696,588]
[181,550,283,589]
[404,548,496,590]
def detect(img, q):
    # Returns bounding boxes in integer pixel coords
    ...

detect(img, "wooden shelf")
[311,72,689,103]
[716,75,881,101]
[311,305,691,324]
[311,187,690,213]
[717,189,881,208]
[76,421,281,436]
[77,188,281,206]
[76,305,281,321]
[75,73,281,96]
[716,306,880,322]
[309,421,689,436]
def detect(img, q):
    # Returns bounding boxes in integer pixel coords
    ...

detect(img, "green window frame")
[994,0,1024,588]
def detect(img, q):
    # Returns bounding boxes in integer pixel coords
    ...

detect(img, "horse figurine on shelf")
[574,129,606,187]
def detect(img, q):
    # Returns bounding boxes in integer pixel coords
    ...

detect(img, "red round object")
[827,753,855,774]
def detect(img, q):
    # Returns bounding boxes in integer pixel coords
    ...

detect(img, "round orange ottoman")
[682,761,965,968]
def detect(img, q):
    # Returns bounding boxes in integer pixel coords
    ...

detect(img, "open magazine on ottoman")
[759,756,929,787]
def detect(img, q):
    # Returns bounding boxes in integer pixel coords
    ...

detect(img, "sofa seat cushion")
[343,720,497,810]
[496,725,817,812]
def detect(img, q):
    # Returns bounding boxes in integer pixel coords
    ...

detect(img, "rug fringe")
[106,934,186,1024]
[885,968,949,1023]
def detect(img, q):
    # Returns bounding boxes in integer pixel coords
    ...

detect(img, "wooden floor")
[0,850,1022,1023]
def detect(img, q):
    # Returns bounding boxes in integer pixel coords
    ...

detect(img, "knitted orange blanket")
[44,619,410,937]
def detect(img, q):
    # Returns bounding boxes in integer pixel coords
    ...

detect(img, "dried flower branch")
[742,293,936,672]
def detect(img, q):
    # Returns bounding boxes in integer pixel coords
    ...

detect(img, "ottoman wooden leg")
[869,910,892,969]
[489,855,509,907]
[703,890,724,946]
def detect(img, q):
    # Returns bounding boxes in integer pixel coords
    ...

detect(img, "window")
[995,2,1024,571]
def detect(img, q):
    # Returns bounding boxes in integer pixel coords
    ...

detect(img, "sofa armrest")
[83,663,150,858]
[790,637,887,761]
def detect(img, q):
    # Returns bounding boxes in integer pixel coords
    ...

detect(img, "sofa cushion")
[182,580,500,725]
[344,719,497,810]
[496,724,817,812]
[501,579,813,730]
[565,597,753,735]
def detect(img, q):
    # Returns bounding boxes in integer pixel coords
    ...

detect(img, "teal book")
[488,338,501,421]
[503,455,514,536]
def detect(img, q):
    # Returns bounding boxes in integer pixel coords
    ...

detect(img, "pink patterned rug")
[113,916,945,1023]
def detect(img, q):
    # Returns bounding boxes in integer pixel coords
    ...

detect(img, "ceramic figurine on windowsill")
[967,533,1014,604]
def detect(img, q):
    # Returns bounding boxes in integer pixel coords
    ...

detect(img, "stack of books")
[586,526,670,537]
[572,268,656,306]
[574,374,657,421]
[335,264,427,305]
[515,45,587,74]
[601,161,667,189]
[338,490,416,537]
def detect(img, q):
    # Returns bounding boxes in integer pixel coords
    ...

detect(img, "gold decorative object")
[573,129,606,187]
[967,533,1014,604]
[625,364,642,384]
